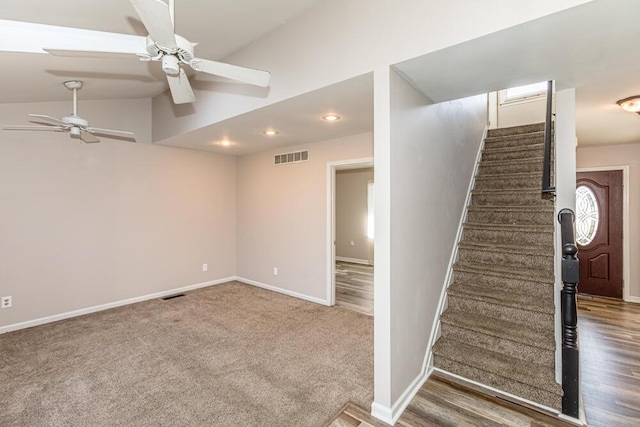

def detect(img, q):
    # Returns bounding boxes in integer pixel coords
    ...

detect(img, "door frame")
[577,166,632,302]
[326,157,374,306]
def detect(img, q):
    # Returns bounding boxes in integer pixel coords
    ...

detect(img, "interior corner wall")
[235,132,373,302]
[336,168,374,264]
[389,69,487,403]
[576,142,640,300]
[0,99,237,328]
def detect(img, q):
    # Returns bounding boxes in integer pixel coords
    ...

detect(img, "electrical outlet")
[202,264,208,272]
[273,267,278,276]
[349,240,355,246]
[1,296,12,309]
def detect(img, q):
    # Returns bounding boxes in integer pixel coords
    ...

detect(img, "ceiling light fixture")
[263,128,279,136]
[322,114,342,122]
[215,139,232,147]
[617,96,640,114]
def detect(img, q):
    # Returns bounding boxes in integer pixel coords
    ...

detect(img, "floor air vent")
[161,293,185,301]
[275,150,309,165]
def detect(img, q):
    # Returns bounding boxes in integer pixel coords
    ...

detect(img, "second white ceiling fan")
[44,0,271,104]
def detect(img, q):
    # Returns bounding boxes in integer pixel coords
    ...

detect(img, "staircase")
[433,122,562,410]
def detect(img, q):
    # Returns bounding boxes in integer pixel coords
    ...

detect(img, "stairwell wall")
[388,69,487,408]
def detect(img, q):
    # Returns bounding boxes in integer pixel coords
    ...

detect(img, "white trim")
[372,366,434,425]
[0,276,236,334]
[237,277,329,306]
[326,158,374,307]
[576,166,631,302]
[335,256,370,265]
[433,368,587,426]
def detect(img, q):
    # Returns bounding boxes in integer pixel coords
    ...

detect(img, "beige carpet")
[0,282,373,426]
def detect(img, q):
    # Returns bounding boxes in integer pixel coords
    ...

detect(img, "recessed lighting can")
[322,114,342,122]
[263,128,279,136]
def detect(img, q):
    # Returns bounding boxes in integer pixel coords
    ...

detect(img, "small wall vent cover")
[275,150,309,165]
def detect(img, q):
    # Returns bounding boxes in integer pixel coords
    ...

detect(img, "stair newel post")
[558,208,580,418]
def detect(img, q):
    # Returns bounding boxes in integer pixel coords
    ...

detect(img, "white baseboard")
[371,367,433,425]
[0,276,235,334]
[625,296,640,304]
[335,256,371,265]
[236,277,330,306]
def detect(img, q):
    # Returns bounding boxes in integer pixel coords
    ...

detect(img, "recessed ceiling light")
[263,128,279,136]
[215,139,233,147]
[617,96,640,114]
[322,114,342,122]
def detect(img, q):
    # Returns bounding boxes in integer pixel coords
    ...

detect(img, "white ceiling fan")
[3,80,136,144]
[43,0,271,105]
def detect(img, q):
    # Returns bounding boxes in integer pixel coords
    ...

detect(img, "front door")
[575,170,623,298]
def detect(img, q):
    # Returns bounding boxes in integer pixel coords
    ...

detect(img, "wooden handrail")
[542,80,555,194]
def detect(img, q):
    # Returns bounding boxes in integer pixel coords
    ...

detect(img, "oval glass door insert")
[575,185,599,245]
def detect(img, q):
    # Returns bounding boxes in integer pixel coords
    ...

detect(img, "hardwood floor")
[326,374,573,427]
[577,296,640,426]
[336,261,374,316]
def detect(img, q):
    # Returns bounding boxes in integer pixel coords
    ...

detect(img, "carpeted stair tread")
[448,282,554,315]
[475,171,543,181]
[486,123,545,137]
[453,260,554,283]
[432,340,561,396]
[434,358,561,409]
[458,240,553,257]
[479,157,544,168]
[482,144,545,161]
[466,205,553,214]
[440,309,555,354]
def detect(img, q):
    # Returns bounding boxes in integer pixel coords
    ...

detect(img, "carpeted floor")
[0,282,373,426]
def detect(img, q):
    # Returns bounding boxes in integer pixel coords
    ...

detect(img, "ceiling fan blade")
[130,0,177,49]
[86,127,136,139]
[44,48,143,60]
[28,114,67,126]
[80,130,100,143]
[189,58,271,87]
[3,125,67,132]
[166,68,196,104]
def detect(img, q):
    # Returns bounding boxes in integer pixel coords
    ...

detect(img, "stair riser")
[478,161,542,175]
[474,175,541,190]
[487,124,545,137]
[452,269,553,299]
[464,228,553,246]
[447,295,554,328]
[471,192,552,206]
[433,356,561,410]
[466,209,553,226]
[458,248,553,272]
[440,323,555,367]
[484,138,544,150]
[482,147,544,162]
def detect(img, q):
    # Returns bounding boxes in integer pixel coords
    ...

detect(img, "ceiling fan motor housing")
[146,34,195,75]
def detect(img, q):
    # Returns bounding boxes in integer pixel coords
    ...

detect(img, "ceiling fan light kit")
[43,0,271,105]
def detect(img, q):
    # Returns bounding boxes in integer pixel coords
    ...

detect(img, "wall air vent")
[274,150,309,165]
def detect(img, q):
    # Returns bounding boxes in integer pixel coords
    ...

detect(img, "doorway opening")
[327,159,374,315]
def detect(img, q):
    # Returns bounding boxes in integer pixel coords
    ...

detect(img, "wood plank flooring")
[577,296,640,427]
[327,375,574,427]
[336,261,374,316]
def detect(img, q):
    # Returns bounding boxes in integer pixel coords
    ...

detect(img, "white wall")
[336,168,374,264]
[577,142,640,301]
[0,99,237,328]
[388,70,487,409]
[497,95,548,128]
[236,132,373,302]
[152,0,591,142]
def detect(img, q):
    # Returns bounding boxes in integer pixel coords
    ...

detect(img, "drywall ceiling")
[394,0,640,147]
[155,73,374,155]
[0,0,318,102]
